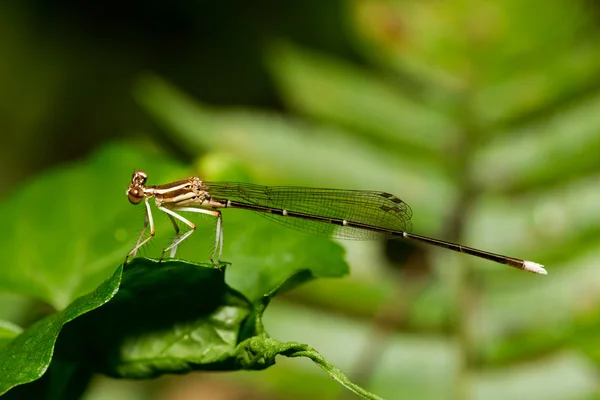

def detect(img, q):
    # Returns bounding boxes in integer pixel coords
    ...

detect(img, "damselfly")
[125,170,546,275]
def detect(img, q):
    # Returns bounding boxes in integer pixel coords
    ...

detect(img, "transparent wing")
[203,181,413,240]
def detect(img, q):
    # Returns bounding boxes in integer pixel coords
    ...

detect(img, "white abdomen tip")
[524,260,547,275]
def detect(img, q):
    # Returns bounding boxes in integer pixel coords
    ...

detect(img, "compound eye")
[132,170,148,185]
[127,188,143,205]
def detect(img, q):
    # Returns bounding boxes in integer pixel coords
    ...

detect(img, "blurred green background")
[1,0,600,399]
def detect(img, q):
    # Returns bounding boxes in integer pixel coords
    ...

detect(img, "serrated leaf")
[266,42,457,154]
[472,92,600,192]
[472,40,600,126]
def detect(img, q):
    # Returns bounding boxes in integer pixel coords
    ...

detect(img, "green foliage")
[130,1,600,398]
[61,259,252,379]
[0,143,190,310]
[0,257,379,398]
[0,264,123,395]
[0,321,23,349]
[0,143,385,398]
[2,0,600,398]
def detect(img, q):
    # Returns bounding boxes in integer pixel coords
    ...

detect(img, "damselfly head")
[126,170,148,205]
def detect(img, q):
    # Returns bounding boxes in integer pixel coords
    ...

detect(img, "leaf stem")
[287,346,385,400]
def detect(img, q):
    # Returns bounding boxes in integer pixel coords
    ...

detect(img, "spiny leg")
[169,206,223,268]
[134,212,149,250]
[216,211,224,264]
[167,214,180,258]
[211,210,224,267]
[126,198,155,264]
[158,206,197,262]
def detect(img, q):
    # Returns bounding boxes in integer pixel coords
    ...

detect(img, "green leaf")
[219,214,349,303]
[0,264,123,395]
[50,259,381,399]
[56,258,252,378]
[3,359,94,400]
[235,337,384,400]
[0,321,22,349]
[1,256,377,398]
[54,259,350,377]
[0,142,190,310]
